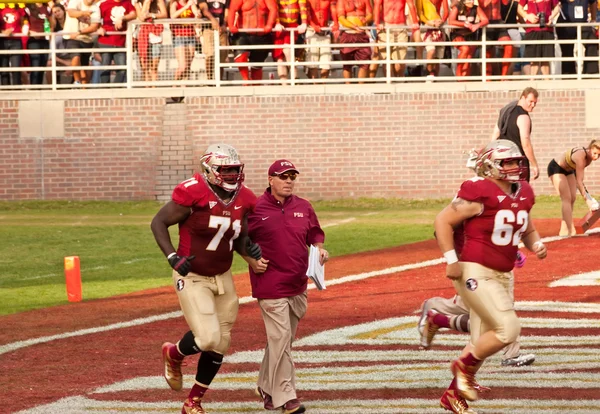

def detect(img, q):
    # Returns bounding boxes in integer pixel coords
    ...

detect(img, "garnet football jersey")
[458,177,535,272]
[172,173,257,276]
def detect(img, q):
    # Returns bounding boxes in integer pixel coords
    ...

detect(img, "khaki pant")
[257,292,308,408]
[173,269,239,355]
[202,28,229,62]
[453,262,520,347]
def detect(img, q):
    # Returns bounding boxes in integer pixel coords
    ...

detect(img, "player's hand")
[531,165,540,180]
[168,254,196,276]
[445,262,462,280]
[532,241,547,259]
[245,238,262,260]
[250,257,269,274]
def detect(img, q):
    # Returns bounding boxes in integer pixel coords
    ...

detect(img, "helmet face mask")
[200,144,245,192]
[475,140,528,182]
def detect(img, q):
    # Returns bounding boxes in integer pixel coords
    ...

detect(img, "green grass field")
[0,196,586,316]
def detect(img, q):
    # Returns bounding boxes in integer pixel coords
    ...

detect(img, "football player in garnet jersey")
[433,139,547,414]
[151,143,263,414]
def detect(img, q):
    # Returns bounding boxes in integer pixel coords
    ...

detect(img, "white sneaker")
[501,353,535,367]
[417,299,432,336]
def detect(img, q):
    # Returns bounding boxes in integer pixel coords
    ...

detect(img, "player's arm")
[520,219,547,259]
[573,153,599,210]
[151,201,191,257]
[236,215,269,273]
[434,197,482,279]
[517,114,539,179]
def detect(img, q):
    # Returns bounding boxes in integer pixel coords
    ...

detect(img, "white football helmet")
[200,144,245,192]
[475,140,528,181]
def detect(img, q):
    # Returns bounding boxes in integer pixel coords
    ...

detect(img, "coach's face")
[268,172,297,202]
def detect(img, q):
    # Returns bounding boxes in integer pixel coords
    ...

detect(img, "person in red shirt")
[170,0,201,82]
[95,0,136,83]
[151,143,262,414]
[25,3,54,85]
[517,0,560,77]
[227,0,278,84]
[0,4,27,86]
[246,159,328,414]
[133,0,168,83]
[433,139,547,414]
[272,0,308,83]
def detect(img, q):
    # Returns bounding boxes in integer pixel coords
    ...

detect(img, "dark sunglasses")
[272,173,298,181]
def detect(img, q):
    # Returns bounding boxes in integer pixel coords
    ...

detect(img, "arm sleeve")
[306,205,325,245]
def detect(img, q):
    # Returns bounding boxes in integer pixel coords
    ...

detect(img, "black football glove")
[168,254,196,276]
[245,238,262,261]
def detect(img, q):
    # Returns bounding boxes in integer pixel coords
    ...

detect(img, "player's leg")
[550,172,573,236]
[451,263,520,401]
[257,297,297,409]
[173,272,225,412]
[419,295,470,349]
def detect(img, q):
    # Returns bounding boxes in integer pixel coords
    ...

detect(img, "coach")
[244,159,328,414]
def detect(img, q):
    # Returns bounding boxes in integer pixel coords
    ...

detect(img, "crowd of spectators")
[0,0,598,87]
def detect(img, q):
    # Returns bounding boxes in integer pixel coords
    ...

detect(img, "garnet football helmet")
[475,140,528,181]
[200,144,245,192]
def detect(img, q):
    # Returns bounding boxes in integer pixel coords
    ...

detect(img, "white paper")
[306,245,326,290]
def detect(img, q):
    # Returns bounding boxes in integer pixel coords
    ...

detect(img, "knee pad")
[194,331,221,353]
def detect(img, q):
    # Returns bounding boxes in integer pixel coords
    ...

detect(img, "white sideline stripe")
[0,232,584,356]
[322,217,356,228]
[20,259,152,282]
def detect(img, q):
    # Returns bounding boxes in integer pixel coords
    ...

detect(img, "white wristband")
[443,250,459,264]
[532,241,544,250]
[167,252,177,259]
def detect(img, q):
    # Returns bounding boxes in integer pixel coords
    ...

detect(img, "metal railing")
[0,20,598,89]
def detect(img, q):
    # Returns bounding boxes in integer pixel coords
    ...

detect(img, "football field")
[2,218,600,414]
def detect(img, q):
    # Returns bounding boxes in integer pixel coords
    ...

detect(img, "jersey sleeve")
[171,177,207,207]
[456,179,485,203]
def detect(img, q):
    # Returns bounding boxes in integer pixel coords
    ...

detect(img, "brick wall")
[1,89,599,201]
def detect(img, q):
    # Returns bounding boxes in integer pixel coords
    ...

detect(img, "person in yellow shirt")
[415,0,448,78]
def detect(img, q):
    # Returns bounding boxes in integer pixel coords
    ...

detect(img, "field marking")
[0,232,593,356]
[17,397,600,414]
[16,259,152,282]
[549,271,600,287]
[322,217,356,228]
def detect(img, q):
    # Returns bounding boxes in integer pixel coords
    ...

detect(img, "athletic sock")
[432,312,451,329]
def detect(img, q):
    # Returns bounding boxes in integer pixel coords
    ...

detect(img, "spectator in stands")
[272,0,308,83]
[337,0,373,81]
[227,0,277,84]
[556,0,597,76]
[46,3,73,84]
[416,0,449,78]
[373,0,420,78]
[502,0,521,77]
[170,0,201,82]
[517,0,560,78]
[305,0,338,79]
[0,3,27,86]
[134,0,167,83]
[64,0,101,86]
[481,0,513,79]
[97,0,136,83]
[198,0,228,81]
[448,0,488,78]
[25,3,54,85]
